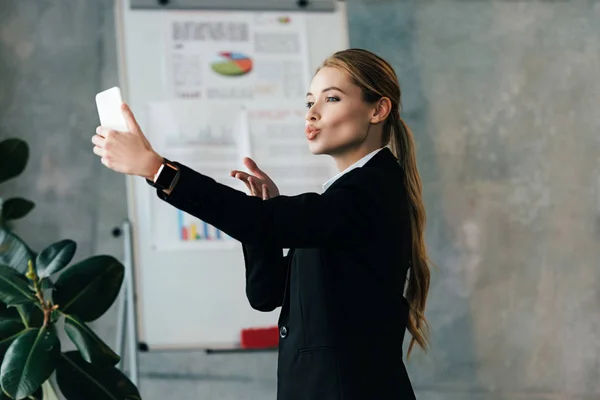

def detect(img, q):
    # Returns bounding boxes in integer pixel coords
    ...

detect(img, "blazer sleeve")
[154,162,376,248]
[241,244,289,312]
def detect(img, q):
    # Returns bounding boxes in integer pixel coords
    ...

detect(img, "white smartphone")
[95,86,129,132]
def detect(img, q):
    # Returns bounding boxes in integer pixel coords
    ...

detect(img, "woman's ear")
[370,97,392,124]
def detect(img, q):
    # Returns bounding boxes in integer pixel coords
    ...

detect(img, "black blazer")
[156,147,416,400]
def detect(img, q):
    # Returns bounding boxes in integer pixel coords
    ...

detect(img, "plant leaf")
[0,321,26,342]
[50,309,60,324]
[40,277,55,292]
[0,301,20,321]
[27,385,43,400]
[0,326,61,399]
[0,229,32,274]
[53,255,124,322]
[0,265,36,306]
[64,314,120,367]
[0,139,29,184]
[36,239,76,279]
[0,321,27,361]
[56,351,141,400]
[16,303,44,328]
[1,198,35,221]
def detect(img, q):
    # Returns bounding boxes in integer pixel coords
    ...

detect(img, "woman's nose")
[305,106,320,122]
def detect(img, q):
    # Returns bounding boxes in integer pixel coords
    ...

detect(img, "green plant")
[0,138,36,277]
[0,138,140,399]
[0,138,35,230]
[0,234,141,399]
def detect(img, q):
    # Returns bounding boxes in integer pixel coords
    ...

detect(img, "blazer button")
[279,326,288,339]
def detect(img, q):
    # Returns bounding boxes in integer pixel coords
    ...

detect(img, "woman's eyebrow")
[306,86,346,97]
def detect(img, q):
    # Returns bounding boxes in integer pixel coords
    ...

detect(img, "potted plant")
[0,234,141,399]
[0,138,141,399]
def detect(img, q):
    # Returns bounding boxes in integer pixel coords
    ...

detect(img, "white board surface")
[115,0,349,350]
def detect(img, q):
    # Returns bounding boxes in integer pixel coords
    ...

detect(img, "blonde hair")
[318,49,431,358]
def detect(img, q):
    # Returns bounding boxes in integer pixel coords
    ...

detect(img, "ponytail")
[389,116,431,358]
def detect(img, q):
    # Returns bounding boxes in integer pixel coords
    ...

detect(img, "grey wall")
[1,0,599,399]
[347,1,600,399]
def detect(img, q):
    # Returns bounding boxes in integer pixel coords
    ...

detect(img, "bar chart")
[177,210,229,242]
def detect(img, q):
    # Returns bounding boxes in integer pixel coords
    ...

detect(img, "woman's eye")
[306,97,339,108]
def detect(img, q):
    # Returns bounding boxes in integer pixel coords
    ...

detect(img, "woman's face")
[305,67,375,156]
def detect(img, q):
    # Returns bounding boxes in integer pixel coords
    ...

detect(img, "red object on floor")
[240,326,279,349]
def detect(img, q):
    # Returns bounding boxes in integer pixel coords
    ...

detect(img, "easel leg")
[115,273,127,368]
[114,219,140,386]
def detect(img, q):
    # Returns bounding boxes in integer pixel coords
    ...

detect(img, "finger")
[248,178,257,196]
[262,184,269,200]
[95,126,112,138]
[236,176,251,191]
[252,180,262,197]
[243,157,265,177]
[231,171,251,183]
[250,178,262,197]
[121,103,142,134]
[93,146,105,157]
[91,134,106,148]
[244,157,275,185]
[254,182,263,197]
[236,174,252,188]
[101,156,113,169]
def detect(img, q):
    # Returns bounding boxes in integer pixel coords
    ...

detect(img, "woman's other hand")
[230,158,279,200]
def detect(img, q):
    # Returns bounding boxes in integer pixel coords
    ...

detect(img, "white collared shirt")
[322,147,385,192]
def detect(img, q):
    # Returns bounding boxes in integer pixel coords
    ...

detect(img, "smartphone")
[95,86,129,132]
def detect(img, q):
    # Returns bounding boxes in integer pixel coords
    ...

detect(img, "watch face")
[156,164,178,189]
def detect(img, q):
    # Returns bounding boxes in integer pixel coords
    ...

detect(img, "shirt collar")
[322,147,385,192]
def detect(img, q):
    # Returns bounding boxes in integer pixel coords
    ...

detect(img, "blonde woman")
[93,48,431,400]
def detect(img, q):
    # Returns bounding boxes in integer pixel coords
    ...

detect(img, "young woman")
[92,48,431,400]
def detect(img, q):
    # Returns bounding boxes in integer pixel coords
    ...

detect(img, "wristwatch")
[146,158,180,191]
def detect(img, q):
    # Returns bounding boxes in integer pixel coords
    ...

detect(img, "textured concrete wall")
[1,0,599,399]
[348,1,600,399]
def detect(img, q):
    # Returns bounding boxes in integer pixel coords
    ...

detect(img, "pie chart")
[211,52,253,77]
